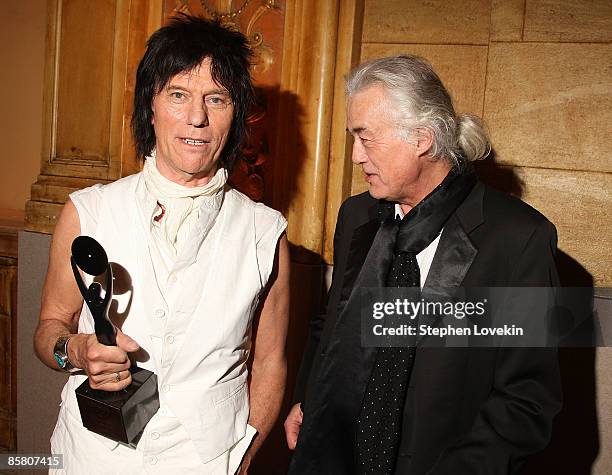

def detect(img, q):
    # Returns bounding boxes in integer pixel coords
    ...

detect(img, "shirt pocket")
[190,377,250,464]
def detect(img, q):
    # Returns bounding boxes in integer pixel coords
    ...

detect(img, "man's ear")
[415,128,433,157]
[151,98,156,125]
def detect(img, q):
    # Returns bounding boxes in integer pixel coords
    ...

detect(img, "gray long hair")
[345,55,490,170]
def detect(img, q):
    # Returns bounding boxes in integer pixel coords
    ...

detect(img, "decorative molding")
[26,0,155,234]
[200,0,251,20]
[244,0,278,74]
[171,0,191,15]
[42,0,129,181]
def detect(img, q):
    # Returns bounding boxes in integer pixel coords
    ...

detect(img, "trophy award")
[71,236,159,446]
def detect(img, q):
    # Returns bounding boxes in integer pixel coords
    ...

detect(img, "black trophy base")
[76,367,159,446]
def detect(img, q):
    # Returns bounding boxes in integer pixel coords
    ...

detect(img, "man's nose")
[187,100,209,128]
[351,141,366,164]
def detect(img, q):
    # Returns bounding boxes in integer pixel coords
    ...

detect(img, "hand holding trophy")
[70,236,159,446]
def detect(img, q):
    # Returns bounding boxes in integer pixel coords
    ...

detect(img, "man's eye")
[206,95,230,107]
[170,92,186,100]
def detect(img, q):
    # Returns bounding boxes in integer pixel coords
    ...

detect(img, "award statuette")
[71,236,159,446]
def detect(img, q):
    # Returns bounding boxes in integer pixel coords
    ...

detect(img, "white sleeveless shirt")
[50,173,287,474]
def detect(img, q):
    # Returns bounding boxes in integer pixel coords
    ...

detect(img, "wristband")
[53,335,79,373]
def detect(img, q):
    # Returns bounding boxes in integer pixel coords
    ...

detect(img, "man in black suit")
[284,55,562,474]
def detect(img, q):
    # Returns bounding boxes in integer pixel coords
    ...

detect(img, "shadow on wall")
[520,252,598,475]
[250,244,327,475]
[243,88,326,475]
[476,153,599,474]
[473,148,525,198]
[229,86,309,229]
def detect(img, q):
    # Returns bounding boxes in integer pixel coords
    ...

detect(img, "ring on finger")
[115,371,121,383]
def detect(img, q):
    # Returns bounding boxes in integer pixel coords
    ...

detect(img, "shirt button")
[165,335,175,344]
[162,384,171,393]
[159,407,168,416]
[149,456,158,465]
[150,431,160,440]
[155,309,166,318]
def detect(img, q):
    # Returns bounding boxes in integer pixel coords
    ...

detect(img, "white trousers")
[50,404,256,475]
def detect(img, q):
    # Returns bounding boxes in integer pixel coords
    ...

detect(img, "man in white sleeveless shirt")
[34,15,289,474]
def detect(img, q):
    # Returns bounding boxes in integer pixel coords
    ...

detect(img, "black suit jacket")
[290,182,562,475]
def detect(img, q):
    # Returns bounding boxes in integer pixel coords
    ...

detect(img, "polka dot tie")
[356,251,419,474]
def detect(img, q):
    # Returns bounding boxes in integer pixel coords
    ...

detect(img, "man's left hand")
[236,453,251,475]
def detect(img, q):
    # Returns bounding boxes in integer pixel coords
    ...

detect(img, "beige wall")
[0,1,47,212]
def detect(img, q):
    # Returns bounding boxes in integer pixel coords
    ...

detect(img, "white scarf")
[142,153,227,259]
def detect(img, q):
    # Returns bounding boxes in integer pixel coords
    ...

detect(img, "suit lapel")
[313,212,398,434]
[417,183,484,344]
[338,217,380,308]
[316,201,383,363]
[424,182,485,289]
[336,197,400,315]
[423,213,477,289]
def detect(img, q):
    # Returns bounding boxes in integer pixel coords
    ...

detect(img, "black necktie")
[356,240,420,474]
